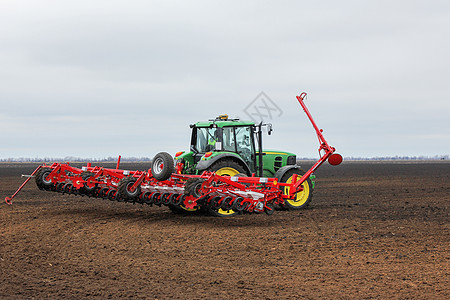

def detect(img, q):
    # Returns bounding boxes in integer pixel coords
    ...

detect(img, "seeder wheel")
[169,194,183,206]
[107,189,118,201]
[118,177,141,200]
[161,193,171,205]
[152,193,162,206]
[168,178,203,214]
[81,172,97,194]
[56,182,65,193]
[99,187,109,199]
[63,183,73,194]
[210,196,222,210]
[221,196,234,211]
[35,168,54,190]
[264,203,274,215]
[232,197,247,212]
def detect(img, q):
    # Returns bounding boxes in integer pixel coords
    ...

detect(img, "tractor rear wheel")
[279,168,313,210]
[206,159,245,217]
[151,152,174,181]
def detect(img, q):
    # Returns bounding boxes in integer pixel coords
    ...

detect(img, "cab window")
[194,127,218,153]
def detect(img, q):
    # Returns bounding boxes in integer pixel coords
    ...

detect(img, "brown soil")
[0,161,449,299]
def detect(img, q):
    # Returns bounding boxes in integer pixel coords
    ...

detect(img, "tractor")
[150,115,313,216]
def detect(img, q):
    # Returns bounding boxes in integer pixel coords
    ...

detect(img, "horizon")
[1,154,448,163]
[1,1,449,159]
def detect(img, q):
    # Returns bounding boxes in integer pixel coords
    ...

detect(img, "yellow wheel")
[207,159,246,217]
[215,167,240,176]
[280,168,313,210]
[168,203,201,214]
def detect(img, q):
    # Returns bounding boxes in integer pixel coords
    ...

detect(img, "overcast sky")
[1,0,449,159]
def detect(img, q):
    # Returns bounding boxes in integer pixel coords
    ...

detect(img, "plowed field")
[1,161,449,299]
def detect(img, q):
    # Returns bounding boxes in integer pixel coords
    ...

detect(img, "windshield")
[194,127,219,153]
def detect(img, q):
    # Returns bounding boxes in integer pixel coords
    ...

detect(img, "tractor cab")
[175,114,296,178]
[190,115,256,171]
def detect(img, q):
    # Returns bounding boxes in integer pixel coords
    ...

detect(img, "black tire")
[99,187,109,199]
[142,192,153,205]
[151,152,174,181]
[184,178,205,198]
[167,179,204,214]
[169,194,182,205]
[81,171,97,194]
[152,193,162,206]
[210,196,222,210]
[135,192,146,204]
[279,168,313,210]
[264,202,274,215]
[161,193,171,205]
[222,196,234,210]
[56,182,65,193]
[35,167,53,190]
[237,201,248,212]
[64,183,73,194]
[107,189,117,201]
[118,177,141,200]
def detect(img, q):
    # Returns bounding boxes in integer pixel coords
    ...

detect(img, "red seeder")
[5,92,342,216]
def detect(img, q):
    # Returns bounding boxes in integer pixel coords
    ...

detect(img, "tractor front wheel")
[279,169,313,210]
[206,159,246,217]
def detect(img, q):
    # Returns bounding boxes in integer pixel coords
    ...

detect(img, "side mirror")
[267,123,273,135]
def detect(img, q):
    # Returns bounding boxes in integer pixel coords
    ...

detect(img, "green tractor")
[151,114,313,217]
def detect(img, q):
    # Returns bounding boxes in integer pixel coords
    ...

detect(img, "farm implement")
[5,92,342,216]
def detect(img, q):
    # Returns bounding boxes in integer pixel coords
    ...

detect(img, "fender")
[274,165,303,181]
[196,153,251,175]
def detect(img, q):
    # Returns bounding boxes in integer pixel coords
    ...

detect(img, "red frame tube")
[290,92,337,196]
[5,166,43,205]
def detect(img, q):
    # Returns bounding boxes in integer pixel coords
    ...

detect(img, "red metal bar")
[290,92,337,196]
[116,155,121,170]
[5,166,43,205]
[296,92,335,154]
[130,173,146,191]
